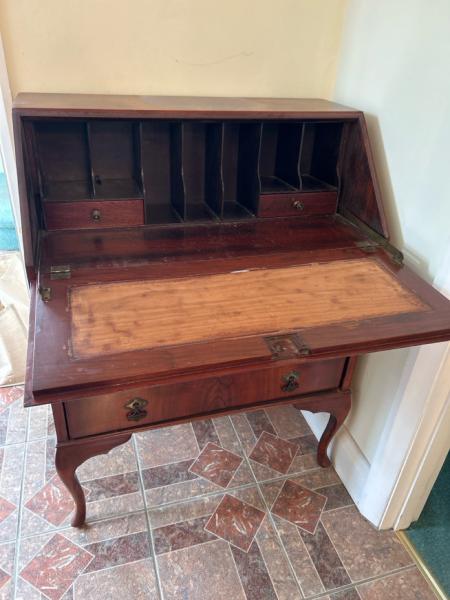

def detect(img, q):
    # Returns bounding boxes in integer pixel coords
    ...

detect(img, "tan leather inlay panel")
[70,258,427,358]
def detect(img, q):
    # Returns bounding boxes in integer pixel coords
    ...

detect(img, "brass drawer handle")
[91,208,101,221]
[292,200,304,211]
[125,397,148,421]
[281,371,300,392]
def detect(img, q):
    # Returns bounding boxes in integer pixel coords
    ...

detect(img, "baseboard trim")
[301,411,370,508]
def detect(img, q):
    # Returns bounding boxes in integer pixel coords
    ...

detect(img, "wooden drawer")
[258,191,337,218]
[64,357,346,438]
[44,199,144,230]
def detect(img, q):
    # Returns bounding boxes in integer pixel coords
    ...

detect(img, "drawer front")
[65,357,346,439]
[258,191,337,218]
[44,199,144,230]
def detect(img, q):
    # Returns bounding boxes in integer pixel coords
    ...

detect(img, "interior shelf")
[32,117,343,227]
[34,121,92,202]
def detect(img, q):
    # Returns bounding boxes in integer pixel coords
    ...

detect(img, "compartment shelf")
[35,121,92,202]
[32,115,343,227]
[89,120,143,201]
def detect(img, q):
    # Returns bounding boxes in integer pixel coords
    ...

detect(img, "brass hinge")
[50,265,71,280]
[337,211,404,266]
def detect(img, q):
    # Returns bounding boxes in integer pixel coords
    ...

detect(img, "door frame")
[358,249,450,530]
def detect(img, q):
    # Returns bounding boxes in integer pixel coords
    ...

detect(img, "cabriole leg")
[294,390,352,468]
[55,434,131,527]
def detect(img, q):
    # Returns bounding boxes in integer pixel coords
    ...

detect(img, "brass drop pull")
[91,208,101,221]
[292,200,304,211]
[125,397,148,421]
[281,371,300,392]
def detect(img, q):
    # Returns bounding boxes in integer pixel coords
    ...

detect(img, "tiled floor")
[0,386,436,600]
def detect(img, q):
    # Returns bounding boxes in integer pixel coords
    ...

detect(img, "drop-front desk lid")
[28,216,450,404]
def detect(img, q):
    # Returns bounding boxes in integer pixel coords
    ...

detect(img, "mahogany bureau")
[13,94,450,527]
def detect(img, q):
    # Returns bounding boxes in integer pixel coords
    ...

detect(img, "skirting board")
[301,411,371,509]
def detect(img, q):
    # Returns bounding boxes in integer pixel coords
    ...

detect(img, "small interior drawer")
[44,199,144,230]
[258,191,337,218]
[64,357,346,439]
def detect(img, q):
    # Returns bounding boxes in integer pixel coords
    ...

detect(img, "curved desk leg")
[294,390,352,468]
[55,434,131,527]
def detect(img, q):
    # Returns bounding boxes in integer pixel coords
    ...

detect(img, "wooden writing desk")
[14,94,450,527]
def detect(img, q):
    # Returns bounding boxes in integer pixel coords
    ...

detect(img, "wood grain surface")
[70,258,427,359]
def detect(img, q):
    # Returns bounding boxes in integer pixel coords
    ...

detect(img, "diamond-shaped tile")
[271,479,327,534]
[205,493,265,551]
[0,567,10,590]
[249,431,298,474]
[0,497,15,525]
[20,533,94,600]
[0,386,23,412]
[189,443,243,488]
[25,475,76,526]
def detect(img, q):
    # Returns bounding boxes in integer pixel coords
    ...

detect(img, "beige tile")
[265,405,311,439]
[357,567,437,600]
[322,506,413,581]
[135,423,199,468]
[157,539,246,600]
[74,558,158,599]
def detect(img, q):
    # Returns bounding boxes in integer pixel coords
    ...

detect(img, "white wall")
[0,0,347,99]
[303,0,450,524]
[335,0,450,460]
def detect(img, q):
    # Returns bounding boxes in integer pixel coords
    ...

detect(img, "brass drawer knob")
[281,371,300,392]
[125,397,148,421]
[292,200,304,211]
[91,208,101,221]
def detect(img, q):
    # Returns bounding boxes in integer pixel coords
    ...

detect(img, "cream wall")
[0,0,347,98]
[333,0,450,463]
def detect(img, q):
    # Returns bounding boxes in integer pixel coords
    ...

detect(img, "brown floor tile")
[289,433,318,455]
[0,443,24,543]
[0,541,15,600]
[271,479,327,534]
[357,567,437,599]
[153,515,217,554]
[74,558,158,599]
[300,521,352,590]
[83,530,150,573]
[249,432,298,474]
[149,487,303,598]
[142,459,198,489]
[329,589,361,599]
[318,483,354,511]
[158,539,246,599]
[322,506,413,581]
[205,493,265,551]
[135,423,199,469]
[0,386,26,446]
[265,405,311,439]
[21,439,144,536]
[189,442,243,488]
[230,541,278,600]
[273,514,325,596]
[18,513,152,599]
[245,410,276,438]
[259,467,341,507]
[20,533,94,600]
[191,419,220,450]
[139,418,254,507]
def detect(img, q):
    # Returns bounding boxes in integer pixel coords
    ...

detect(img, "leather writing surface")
[70,258,426,359]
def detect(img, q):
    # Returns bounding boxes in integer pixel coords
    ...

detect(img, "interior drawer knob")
[91,208,101,221]
[281,371,300,392]
[125,397,148,421]
[292,200,304,211]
